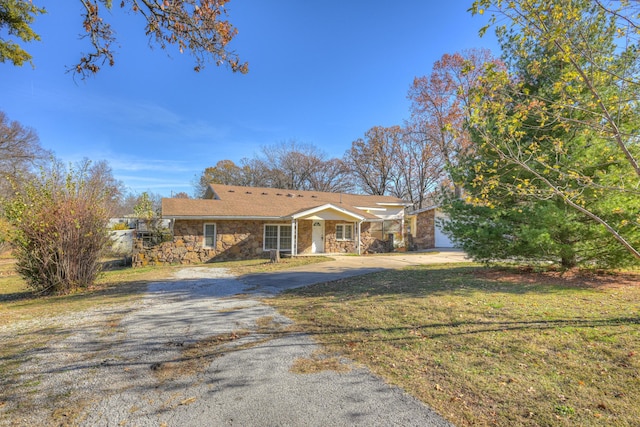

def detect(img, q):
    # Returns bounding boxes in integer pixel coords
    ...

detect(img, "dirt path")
[3,255,463,426]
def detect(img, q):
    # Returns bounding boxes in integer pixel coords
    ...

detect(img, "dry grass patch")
[267,263,640,427]
[291,349,351,374]
[151,331,251,382]
[223,256,332,275]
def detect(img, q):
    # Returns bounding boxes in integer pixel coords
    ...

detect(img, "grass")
[266,263,640,427]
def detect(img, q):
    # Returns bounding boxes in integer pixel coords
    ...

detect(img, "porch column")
[291,218,297,256]
[357,220,362,255]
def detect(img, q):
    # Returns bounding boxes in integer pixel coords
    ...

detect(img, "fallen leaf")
[180,397,197,406]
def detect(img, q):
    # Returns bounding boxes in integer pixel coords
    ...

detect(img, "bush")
[2,161,117,295]
[111,222,130,230]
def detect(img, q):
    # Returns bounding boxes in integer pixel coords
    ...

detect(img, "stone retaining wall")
[133,219,274,267]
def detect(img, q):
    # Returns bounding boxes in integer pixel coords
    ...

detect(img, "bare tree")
[0,111,50,199]
[260,141,326,190]
[344,126,400,195]
[307,158,353,193]
[394,123,444,209]
[196,141,354,195]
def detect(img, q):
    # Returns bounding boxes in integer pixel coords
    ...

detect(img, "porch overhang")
[291,204,366,221]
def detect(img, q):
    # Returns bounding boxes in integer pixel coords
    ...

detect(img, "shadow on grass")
[283,265,634,299]
[290,316,640,344]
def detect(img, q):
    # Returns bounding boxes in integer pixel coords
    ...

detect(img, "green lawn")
[267,264,640,427]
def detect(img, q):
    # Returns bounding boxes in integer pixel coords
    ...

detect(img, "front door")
[311,220,324,253]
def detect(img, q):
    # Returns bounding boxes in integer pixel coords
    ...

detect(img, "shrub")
[2,160,117,295]
[111,222,130,230]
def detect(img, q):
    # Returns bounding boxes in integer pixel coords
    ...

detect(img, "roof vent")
[245,191,252,194]
[276,193,283,196]
[228,190,235,193]
[311,195,317,198]
[297,194,303,197]
[287,193,294,197]
[262,192,268,195]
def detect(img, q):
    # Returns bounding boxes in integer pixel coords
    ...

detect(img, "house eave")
[376,202,413,207]
[291,203,366,221]
[164,215,285,221]
[408,204,440,215]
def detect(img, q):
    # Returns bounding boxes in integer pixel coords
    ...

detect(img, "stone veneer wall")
[297,220,392,255]
[133,219,289,267]
[324,220,356,253]
[360,221,399,253]
[412,209,435,250]
[132,218,401,267]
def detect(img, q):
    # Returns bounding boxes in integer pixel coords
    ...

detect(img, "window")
[336,223,354,241]
[203,223,216,249]
[264,225,292,251]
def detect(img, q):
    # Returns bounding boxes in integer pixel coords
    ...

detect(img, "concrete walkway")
[240,250,469,294]
[69,251,466,426]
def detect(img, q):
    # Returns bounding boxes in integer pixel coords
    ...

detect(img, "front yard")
[267,264,640,426]
[0,254,331,424]
[2,251,639,426]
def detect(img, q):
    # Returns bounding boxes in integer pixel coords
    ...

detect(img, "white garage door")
[434,210,455,248]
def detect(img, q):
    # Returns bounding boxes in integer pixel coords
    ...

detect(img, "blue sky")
[1,1,498,197]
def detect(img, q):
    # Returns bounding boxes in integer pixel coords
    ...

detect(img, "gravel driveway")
[3,253,463,426]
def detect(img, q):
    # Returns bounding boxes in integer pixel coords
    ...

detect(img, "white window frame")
[263,224,292,252]
[336,223,354,241]
[203,223,217,249]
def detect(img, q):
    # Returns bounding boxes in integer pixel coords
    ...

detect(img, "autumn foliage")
[1,1,247,78]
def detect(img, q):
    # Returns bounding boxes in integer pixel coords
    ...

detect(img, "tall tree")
[0,0,44,67]
[394,122,444,209]
[194,158,272,197]
[306,158,353,193]
[1,0,247,78]
[259,141,327,190]
[0,111,50,199]
[196,159,244,195]
[344,126,400,195]
[195,142,354,195]
[408,49,497,195]
[467,0,640,261]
